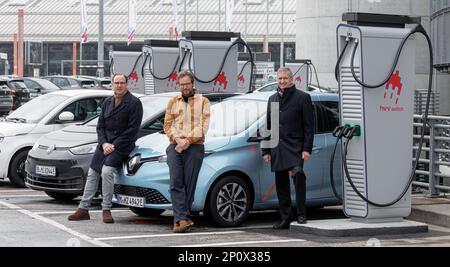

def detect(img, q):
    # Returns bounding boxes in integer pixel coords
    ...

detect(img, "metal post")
[18,9,24,77]
[280,0,284,67]
[244,0,248,52]
[80,42,83,75]
[218,0,221,31]
[98,0,105,77]
[184,0,187,31]
[72,42,77,76]
[13,33,18,76]
[196,0,199,31]
[264,0,269,53]
[429,121,440,197]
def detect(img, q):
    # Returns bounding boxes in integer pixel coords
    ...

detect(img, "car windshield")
[207,99,267,137]
[84,95,172,126]
[258,83,278,92]
[7,94,68,123]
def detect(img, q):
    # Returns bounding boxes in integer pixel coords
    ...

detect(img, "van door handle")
[312,147,322,153]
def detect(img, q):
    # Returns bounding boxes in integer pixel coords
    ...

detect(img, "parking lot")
[3,178,450,248]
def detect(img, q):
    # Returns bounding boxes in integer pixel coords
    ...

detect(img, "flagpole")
[98,0,104,77]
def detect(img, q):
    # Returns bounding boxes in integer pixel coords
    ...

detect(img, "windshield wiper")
[6,117,27,123]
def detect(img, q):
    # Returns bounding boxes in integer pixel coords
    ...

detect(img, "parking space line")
[0,200,111,247]
[0,189,35,193]
[171,239,307,247]
[0,194,47,198]
[35,209,130,215]
[95,230,245,241]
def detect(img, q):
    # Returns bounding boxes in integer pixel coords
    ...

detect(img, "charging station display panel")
[111,51,144,94]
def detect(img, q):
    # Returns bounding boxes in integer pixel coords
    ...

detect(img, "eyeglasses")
[179,82,192,87]
[114,82,127,85]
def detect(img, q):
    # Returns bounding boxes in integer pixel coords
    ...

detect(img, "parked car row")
[1,83,342,227]
[0,75,112,117]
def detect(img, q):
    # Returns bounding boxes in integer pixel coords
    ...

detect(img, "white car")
[0,89,113,187]
[253,82,336,93]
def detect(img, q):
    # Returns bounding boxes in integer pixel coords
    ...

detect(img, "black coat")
[91,91,143,173]
[262,85,315,172]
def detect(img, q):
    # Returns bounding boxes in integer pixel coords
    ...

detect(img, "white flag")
[128,0,137,46]
[80,0,88,43]
[171,0,179,40]
[225,0,234,32]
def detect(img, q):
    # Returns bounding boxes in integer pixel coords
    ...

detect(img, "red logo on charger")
[238,75,245,88]
[384,70,403,105]
[380,70,405,112]
[213,72,228,92]
[294,75,302,89]
[128,72,139,89]
[166,71,178,92]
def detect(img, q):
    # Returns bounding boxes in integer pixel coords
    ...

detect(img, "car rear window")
[81,81,96,88]
[10,81,27,90]
[0,81,8,89]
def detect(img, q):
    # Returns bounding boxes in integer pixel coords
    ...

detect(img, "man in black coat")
[68,73,143,223]
[262,67,315,229]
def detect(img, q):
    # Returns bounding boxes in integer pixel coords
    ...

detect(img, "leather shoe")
[173,219,194,233]
[297,216,307,224]
[102,210,114,224]
[68,208,90,221]
[272,220,291,230]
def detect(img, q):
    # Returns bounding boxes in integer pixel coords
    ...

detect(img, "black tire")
[129,207,165,217]
[205,175,251,227]
[45,191,78,201]
[9,149,30,188]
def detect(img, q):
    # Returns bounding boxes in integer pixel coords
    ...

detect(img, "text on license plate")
[116,194,145,208]
[35,165,56,177]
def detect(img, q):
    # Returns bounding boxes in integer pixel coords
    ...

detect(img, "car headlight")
[127,154,142,174]
[32,142,39,151]
[69,143,98,155]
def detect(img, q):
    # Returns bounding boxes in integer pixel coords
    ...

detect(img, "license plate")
[35,165,56,177]
[115,194,145,208]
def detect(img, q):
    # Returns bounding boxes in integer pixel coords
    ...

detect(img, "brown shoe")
[173,219,193,233]
[68,208,90,221]
[102,210,114,224]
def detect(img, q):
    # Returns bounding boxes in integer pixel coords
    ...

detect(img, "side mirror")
[35,88,41,93]
[58,111,75,122]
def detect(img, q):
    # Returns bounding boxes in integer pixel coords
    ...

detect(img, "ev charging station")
[237,54,253,93]
[292,13,433,236]
[142,39,180,94]
[109,51,144,94]
[336,14,417,222]
[285,59,310,92]
[179,31,254,93]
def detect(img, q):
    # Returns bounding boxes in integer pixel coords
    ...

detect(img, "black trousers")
[167,144,205,224]
[275,164,306,221]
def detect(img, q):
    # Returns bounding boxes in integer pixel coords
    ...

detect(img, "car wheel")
[206,176,251,227]
[9,149,30,188]
[129,207,165,217]
[45,191,78,201]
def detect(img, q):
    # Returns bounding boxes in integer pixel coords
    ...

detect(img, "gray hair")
[277,67,293,79]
